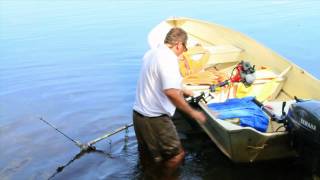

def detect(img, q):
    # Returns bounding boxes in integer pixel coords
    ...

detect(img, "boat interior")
[179,33,299,134]
[180,34,293,133]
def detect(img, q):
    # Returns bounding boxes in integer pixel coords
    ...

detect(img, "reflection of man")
[133,27,206,175]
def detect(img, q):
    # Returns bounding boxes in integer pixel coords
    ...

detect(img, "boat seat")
[203,45,243,67]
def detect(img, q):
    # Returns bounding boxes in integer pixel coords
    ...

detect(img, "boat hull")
[198,102,297,162]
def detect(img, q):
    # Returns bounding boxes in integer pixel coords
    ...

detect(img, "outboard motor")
[286,100,320,174]
[253,98,320,174]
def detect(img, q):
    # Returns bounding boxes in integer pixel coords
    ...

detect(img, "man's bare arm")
[164,88,206,123]
[181,88,194,97]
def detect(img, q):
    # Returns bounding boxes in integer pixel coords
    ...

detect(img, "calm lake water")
[1,1,319,179]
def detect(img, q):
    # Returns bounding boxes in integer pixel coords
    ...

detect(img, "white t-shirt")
[133,44,182,117]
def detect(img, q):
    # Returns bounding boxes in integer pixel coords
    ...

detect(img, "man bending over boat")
[133,27,206,177]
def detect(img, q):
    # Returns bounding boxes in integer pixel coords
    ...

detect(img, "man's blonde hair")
[164,27,188,46]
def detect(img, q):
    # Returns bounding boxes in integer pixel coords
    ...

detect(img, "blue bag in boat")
[208,96,269,132]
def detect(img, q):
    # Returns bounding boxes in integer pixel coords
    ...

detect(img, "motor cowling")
[286,100,320,174]
[287,100,320,147]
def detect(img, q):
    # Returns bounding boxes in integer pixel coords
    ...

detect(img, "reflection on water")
[1,1,320,179]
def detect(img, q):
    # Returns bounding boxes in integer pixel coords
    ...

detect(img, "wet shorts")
[133,110,182,162]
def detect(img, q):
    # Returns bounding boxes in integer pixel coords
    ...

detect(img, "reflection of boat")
[148,17,320,163]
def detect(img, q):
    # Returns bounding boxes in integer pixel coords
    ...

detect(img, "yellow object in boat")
[236,79,282,102]
[179,45,210,77]
[236,83,253,98]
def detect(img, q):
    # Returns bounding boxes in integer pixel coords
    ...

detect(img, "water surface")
[1,1,319,179]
